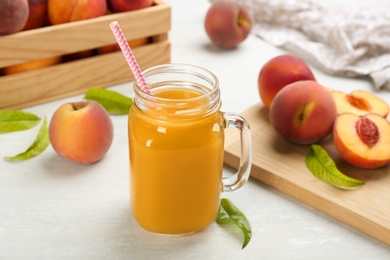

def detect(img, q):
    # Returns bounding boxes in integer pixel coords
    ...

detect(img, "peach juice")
[128,64,252,235]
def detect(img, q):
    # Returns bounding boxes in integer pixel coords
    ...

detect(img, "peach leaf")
[217,198,252,249]
[305,144,364,189]
[0,110,40,133]
[4,117,50,161]
[85,88,132,115]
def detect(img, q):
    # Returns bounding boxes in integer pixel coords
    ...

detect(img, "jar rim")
[133,63,221,117]
[134,63,219,102]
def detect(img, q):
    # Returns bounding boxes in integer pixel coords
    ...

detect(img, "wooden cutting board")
[224,102,390,246]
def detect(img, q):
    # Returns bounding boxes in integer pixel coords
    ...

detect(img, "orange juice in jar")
[129,64,251,235]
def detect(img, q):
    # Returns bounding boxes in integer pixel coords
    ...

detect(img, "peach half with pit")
[331,90,389,118]
[333,113,390,169]
[269,80,337,144]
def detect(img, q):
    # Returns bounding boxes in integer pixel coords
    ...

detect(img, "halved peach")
[331,90,389,117]
[333,113,390,169]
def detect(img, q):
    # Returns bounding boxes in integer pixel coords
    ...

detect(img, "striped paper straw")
[110,21,151,94]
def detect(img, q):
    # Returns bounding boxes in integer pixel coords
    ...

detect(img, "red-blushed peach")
[108,0,153,13]
[0,0,29,35]
[49,101,113,165]
[269,80,337,144]
[23,0,50,30]
[258,54,316,109]
[48,0,107,25]
[204,1,252,48]
[333,113,390,169]
[331,90,389,118]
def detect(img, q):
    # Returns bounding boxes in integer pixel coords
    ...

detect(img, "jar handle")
[222,112,252,192]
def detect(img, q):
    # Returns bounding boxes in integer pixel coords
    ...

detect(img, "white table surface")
[1,0,390,259]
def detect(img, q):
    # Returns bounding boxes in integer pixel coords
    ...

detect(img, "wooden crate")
[0,1,171,109]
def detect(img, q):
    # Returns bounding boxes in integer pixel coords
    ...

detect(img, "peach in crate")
[23,0,50,30]
[0,0,171,110]
[48,0,107,25]
[0,0,29,35]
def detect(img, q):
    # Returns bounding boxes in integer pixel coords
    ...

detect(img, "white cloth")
[213,0,390,90]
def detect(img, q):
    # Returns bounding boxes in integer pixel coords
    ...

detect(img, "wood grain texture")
[0,1,171,109]
[0,1,171,67]
[224,102,390,246]
[0,41,170,109]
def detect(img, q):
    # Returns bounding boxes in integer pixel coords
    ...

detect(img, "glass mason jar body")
[129,64,251,235]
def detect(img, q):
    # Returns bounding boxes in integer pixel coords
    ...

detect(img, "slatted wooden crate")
[0,0,171,109]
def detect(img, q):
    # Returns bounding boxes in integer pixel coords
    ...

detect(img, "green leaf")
[5,117,50,161]
[217,198,252,249]
[305,144,364,189]
[84,88,132,115]
[0,110,41,133]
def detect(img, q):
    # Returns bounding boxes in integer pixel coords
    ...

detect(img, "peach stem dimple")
[72,102,86,111]
[355,117,379,147]
[237,15,250,28]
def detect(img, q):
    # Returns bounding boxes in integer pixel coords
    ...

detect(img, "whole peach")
[333,113,390,169]
[108,0,153,13]
[270,80,337,144]
[23,0,49,30]
[258,54,316,109]
[48,0,107,25]
[0,0,29,35]
[204,2,252,48]
[49,101,113,164]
